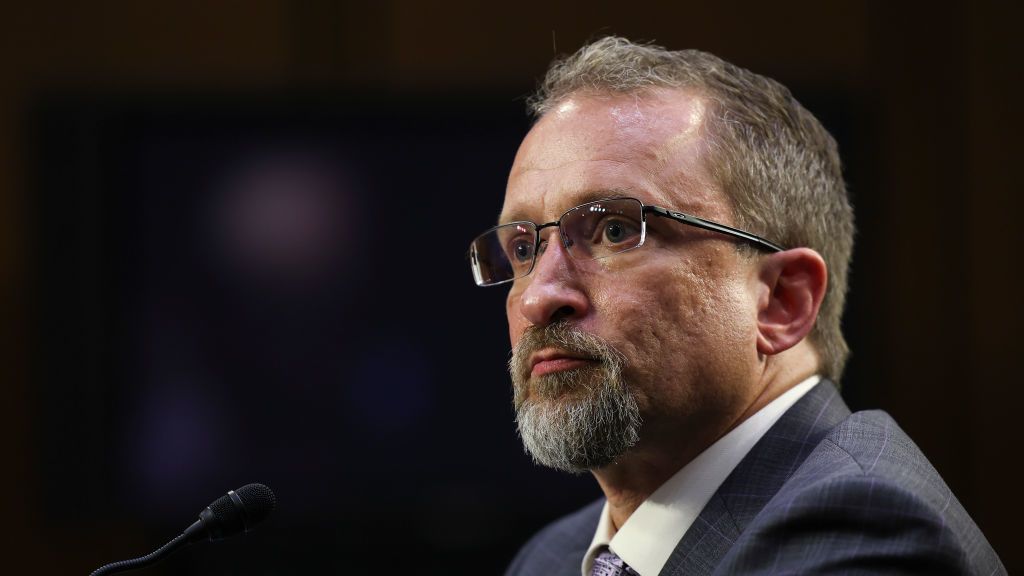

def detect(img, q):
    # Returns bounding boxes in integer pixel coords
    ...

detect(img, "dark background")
[1,1,1019,573]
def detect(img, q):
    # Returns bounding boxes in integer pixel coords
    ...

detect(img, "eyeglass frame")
[469,196,786,287]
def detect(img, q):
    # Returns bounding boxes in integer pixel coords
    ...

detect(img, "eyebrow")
[498,187,638,225]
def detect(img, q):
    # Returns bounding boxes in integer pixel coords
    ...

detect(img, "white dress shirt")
[581,375,822,576]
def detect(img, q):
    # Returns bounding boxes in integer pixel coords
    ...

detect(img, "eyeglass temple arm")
[644,206,785,253]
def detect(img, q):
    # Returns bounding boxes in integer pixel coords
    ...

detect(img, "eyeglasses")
[468,197,785,287]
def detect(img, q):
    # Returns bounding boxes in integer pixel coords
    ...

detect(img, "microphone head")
[201,483,277,541]
[235,483,276,526]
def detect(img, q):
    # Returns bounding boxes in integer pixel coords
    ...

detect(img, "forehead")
[501,89,728,223]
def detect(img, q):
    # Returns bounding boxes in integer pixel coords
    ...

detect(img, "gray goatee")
[509,322,641,473]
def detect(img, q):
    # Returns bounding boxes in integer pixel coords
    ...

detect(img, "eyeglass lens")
[470,198,645,286]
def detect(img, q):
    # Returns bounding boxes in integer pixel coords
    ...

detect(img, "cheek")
[592,284,695,417]
[599,256,754,390]
[593,275,692,375]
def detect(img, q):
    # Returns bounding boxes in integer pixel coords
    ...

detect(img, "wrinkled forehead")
[500,89,727,225]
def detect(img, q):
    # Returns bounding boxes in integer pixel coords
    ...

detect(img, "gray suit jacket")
[505,381,1005,575]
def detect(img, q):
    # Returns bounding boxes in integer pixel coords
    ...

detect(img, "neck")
[591,343,820,529]
[591,438,711,529]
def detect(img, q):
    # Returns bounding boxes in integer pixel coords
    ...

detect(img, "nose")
[516,233,591,327]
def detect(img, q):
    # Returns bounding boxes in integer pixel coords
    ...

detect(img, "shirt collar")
[582,375,822,576]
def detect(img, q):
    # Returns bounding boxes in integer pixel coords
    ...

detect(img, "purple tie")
[590,547,640,576]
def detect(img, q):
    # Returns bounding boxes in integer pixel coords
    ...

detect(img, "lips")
[529,349,597,377]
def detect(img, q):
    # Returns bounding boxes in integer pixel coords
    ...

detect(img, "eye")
[601,218,640,244]
[604,221,626,243]
[509,238,535,263]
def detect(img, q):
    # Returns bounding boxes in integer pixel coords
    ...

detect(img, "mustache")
[508,322,623,382]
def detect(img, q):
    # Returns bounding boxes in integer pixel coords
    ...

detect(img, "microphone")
[90,483,276,576]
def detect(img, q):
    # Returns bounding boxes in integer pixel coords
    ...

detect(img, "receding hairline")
[531,84,718,126]
[515,87,731,217]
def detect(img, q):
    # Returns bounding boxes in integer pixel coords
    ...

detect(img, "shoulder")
[504,498,604,576]
[716,410,1005,575]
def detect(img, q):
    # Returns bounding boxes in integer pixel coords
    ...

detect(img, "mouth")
[528,349,598,378]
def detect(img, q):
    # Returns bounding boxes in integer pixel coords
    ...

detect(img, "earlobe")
[755,248,828,356]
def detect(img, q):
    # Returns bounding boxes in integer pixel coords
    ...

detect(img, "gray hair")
[528,37,855,382]
[510,321,641,472]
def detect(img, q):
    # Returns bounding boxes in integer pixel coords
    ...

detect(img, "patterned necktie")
[590,547,640,576]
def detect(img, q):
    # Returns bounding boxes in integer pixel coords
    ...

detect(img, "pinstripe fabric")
[505,381,1005,576]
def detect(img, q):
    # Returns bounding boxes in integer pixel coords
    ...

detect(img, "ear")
[755,248,828,356]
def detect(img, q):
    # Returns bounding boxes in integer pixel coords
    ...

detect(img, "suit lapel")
[658,492,741,575]
[659,380,851,576]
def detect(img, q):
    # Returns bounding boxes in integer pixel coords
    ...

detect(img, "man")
[468,37,1004,575]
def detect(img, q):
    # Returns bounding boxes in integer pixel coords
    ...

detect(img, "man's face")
[502,90,763,471]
